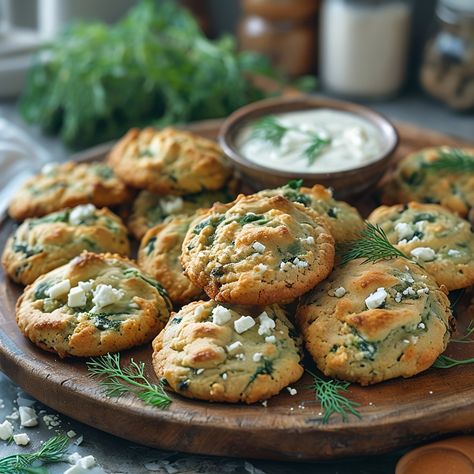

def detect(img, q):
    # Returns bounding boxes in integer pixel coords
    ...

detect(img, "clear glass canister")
[320,0,413,98]
[420,0,474,111]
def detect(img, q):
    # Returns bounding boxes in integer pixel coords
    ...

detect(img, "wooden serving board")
[0,119,473,462]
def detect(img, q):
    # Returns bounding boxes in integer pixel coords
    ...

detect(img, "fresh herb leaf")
[235,213,269,225]
[87,353,171,409]
[250,116,287,146]
[248,359,273,385]
[33,281,50,300]
[192,216,225,235]
[424,149,474,173]
[284,179,303,190]
[303,136,331,165]
[433,353,474,369]
[338,222,409,266]
[12,243,42,258]
[308,372,361,424]
[452,320,474,343]
[0,435,69,473]
[144,236,157,255]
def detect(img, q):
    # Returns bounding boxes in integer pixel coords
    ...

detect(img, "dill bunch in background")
[19,0,288,149]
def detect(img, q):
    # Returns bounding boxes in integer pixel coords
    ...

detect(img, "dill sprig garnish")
[433,353,474,369]
[338,222,409,266]
[452,320,474,344]
[308,372,361,424]
[87,353,171,409]
[250,115,331,164]
[424,148,474,173]
[250,116,287,146]
[0,435,69,473]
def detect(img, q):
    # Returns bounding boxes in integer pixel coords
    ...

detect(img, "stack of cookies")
[2,128,472,405]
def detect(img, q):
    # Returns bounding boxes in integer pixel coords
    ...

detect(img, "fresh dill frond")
[250,116,288,146]
[433,353,474,369]
[308,372,361,424]
[87,353,172,409]
[338,222,409,266]
[0,434,69,473]
[425,149,474,173]
[452,320,474,344]
[303,136,331,165]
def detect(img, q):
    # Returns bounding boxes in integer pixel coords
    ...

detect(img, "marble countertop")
[0,95,472,473]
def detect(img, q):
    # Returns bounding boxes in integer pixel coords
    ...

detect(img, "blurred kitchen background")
[0,0,472,154]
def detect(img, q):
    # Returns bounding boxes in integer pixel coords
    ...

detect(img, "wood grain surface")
[0,119,473,461]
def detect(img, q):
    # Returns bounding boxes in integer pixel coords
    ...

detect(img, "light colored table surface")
[0,95,472,473]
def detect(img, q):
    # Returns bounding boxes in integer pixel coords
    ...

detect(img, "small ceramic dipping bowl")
[218,96,399,198]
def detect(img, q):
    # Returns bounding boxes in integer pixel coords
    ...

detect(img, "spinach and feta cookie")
[138,216,204,305]
[108,127,232,195]
[382,147,474,222]
[8,161,132,221]
[368,202,474,290]
[296,258,453,385]
[2,204,130,285]
[152,300,303,404]
[256,181,364,242]
[128,186,236,240]
[181,194,335,305]
[16,252,172,358]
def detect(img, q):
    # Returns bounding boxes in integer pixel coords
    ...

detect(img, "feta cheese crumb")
[401,273,415,284]
[293,257,308,268]
[402,286,416,296]
[365,287,388,309]
[222,373,228,380]
[69,204,96,225]
[160,196,184,214]
[254,263,268,274]
[279,261,293,271]
[68,452,82,464]
[234,315,256,334]
[287,387,297,396]
[212,305,232,325]
[262,400,268,407]
[13,433,30,446]
[448,249,461,257]
[0,420,13,440]
[67,430,77,438]
[196,368,205,375]
[417,287,429,296]
[68,286,87,308]
[395,222,414,241]
[78,455,96,469]
[47,279,71,299]
[226,341,243,355]
[334,287,346,298]
[78,280,93,292]
[258,311,276,336]
[410,247,436,262]
[235,353,246,360]
[91,284,124,312]
[301,236,315,245]
[418,322,426,329]
[395,292,402,303]
[265,335,276,343]
[252,241,266,253]
[253,352,263,362]
[19,406,38,427]
[194,305,205,317]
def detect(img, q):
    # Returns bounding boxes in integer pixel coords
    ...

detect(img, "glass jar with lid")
[420,0,474,111]
[320,0,413,99]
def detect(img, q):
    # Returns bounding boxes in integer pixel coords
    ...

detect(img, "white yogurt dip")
[236,109,386,173]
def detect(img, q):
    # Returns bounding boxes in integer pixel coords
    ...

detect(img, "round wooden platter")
[0,119,474,462]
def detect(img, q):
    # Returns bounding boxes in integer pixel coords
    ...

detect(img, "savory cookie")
[257,181,364,242]
[108,127,232,195]
[181,194,335,305]
[138,216,204,305]
[16,252,172,357]
[8,161,132,221]
[382,147,474,221]
[296,258,453,385]
[152,300,303,403]
[368,202,474,290]
[2,204,130,285]
[128,186,236,240]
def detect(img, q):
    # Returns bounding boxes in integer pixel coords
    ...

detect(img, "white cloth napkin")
[0,117,51,221]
